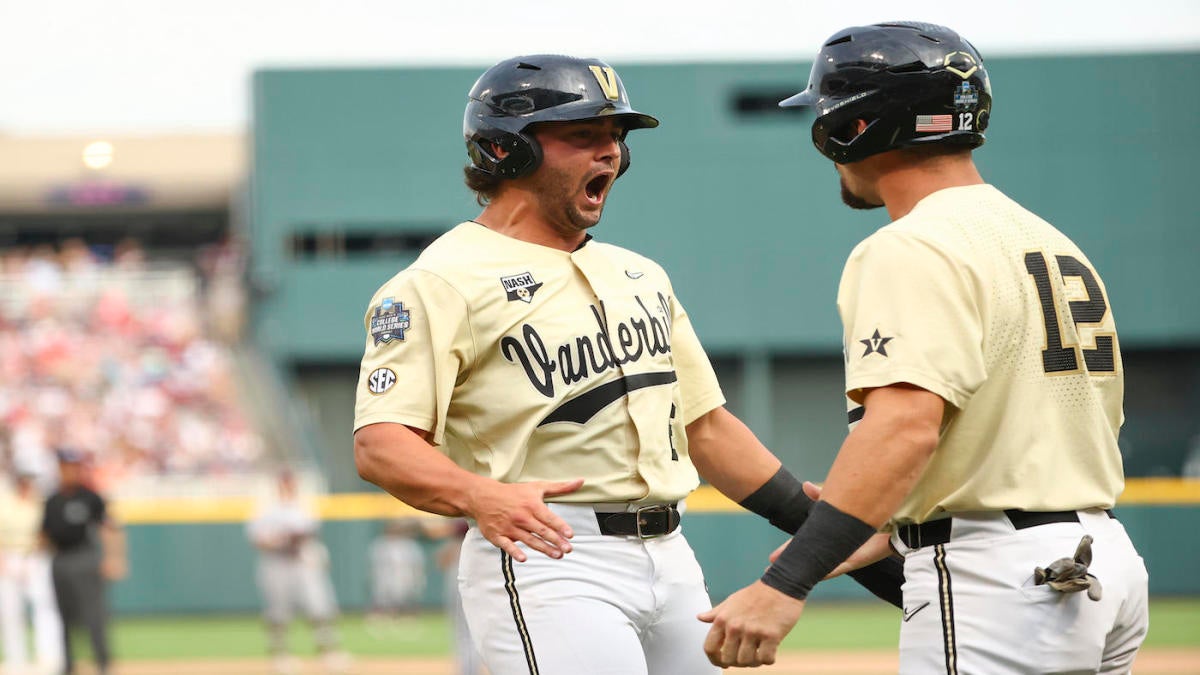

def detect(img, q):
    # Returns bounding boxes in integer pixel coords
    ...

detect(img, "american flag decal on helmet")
[916,114,954,132]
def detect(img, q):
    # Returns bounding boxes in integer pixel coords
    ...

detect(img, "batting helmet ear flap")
[616,140,631,178]
[494,132,543,178]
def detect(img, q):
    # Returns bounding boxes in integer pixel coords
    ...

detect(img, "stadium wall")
[113,487,1200,614]
[249,53,1200,360]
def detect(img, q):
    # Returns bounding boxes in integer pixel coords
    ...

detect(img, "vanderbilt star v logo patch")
[860,329,893,357]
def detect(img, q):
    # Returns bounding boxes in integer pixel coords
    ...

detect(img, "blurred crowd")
[0,237,262,493]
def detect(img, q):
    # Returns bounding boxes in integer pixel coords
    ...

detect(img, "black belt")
[595,503,681,538]
[898,509,1116,549]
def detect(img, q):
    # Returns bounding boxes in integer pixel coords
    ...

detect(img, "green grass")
[783,597,1200,651]
[108,613,453,659]
[1143,597,1200,647]
[80,597,1199,660]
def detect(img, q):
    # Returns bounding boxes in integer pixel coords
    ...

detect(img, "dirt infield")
[78,647,1199,674]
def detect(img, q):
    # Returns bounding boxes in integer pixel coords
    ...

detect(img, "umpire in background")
[40,449,126,675]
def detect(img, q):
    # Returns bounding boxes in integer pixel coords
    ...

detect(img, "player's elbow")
[353,430,385,486]
[895,420,940,461]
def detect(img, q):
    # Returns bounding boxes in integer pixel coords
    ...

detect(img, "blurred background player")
[39,450,124,675]
[246,470,350,675]
[0,467,63,675]
[366,517,426,629]
[431,518,483,675]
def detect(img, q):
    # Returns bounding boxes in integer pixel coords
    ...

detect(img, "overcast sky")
[2,0,1197,135]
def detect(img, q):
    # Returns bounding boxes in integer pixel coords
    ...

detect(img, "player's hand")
[466,478,584,562]
[801,480,822,501]
[697,581,806,667]
[102,556,128,581]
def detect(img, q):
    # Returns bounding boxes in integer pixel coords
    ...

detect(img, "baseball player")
[701,22,1150,673]
[40,449,124,675]
[246,470,350,675]
[367,519,426,622]
[0,469,63,675]
[353,54,903,675]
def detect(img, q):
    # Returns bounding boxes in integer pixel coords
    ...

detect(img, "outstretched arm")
[685,406,783,502]
[699,385,943,668]
[686,406,905,607]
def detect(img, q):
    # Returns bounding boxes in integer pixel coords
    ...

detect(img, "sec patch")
[367,367,397,395]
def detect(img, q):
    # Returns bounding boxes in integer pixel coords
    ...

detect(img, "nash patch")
[370,297,411,345]
[500,272,543,304]
[953,81,979,111]
[367,367,397,395]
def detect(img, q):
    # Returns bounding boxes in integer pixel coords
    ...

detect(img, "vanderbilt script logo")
[501,293,672,398]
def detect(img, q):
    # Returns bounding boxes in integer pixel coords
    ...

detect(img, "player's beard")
[535,164,604,233]
[840,176,883,210]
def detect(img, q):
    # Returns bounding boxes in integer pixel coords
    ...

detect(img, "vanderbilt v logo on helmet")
[589,66,621,101]
[779,22,993,163]
[464,55,659,179]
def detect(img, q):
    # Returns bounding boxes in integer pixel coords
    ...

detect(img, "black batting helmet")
[464,54,659,179]
[780,22,992,163]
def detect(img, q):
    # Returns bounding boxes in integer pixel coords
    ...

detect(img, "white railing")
[0,263,198,316]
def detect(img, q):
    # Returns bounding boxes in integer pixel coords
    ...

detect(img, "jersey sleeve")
[838,231,986,409]
[669,290,726,425]
[353,269,474,445]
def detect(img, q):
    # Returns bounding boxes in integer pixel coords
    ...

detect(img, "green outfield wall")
[247,53,1200,486]
[249,53,1200,361]
[112,500,1200,614]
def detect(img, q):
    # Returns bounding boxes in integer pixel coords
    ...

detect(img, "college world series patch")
[371,297,411,345]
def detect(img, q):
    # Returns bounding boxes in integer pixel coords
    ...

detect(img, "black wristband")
[760,500,877,601]
[738,466,813,534]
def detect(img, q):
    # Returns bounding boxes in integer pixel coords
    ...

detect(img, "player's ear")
[491,142,509,160]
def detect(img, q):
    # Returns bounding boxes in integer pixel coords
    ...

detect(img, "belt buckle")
[635,504,671,539]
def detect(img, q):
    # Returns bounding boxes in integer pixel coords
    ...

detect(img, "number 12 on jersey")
[1024,251,1117,375]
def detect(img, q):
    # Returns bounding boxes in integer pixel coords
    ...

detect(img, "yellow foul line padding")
[110,478,1200,525]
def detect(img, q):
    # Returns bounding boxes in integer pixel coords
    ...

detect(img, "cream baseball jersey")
[354,222,725,504]
[0,493,41,554]
[839,184,1125,525]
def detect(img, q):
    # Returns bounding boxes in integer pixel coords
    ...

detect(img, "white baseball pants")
[458,503,719,675]
[0,552,64,674]
[893,508,1149,675]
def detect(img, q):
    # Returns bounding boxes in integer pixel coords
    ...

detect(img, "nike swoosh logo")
[625,270,644,279]
[902,601,930,622]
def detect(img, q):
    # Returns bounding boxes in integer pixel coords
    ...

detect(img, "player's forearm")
[820,386,943,528]
[686,406,783,502]
[101,521,126,559]
[354,422,487,517]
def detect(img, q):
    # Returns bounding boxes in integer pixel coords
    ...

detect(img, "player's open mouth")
[584,172,613,204]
